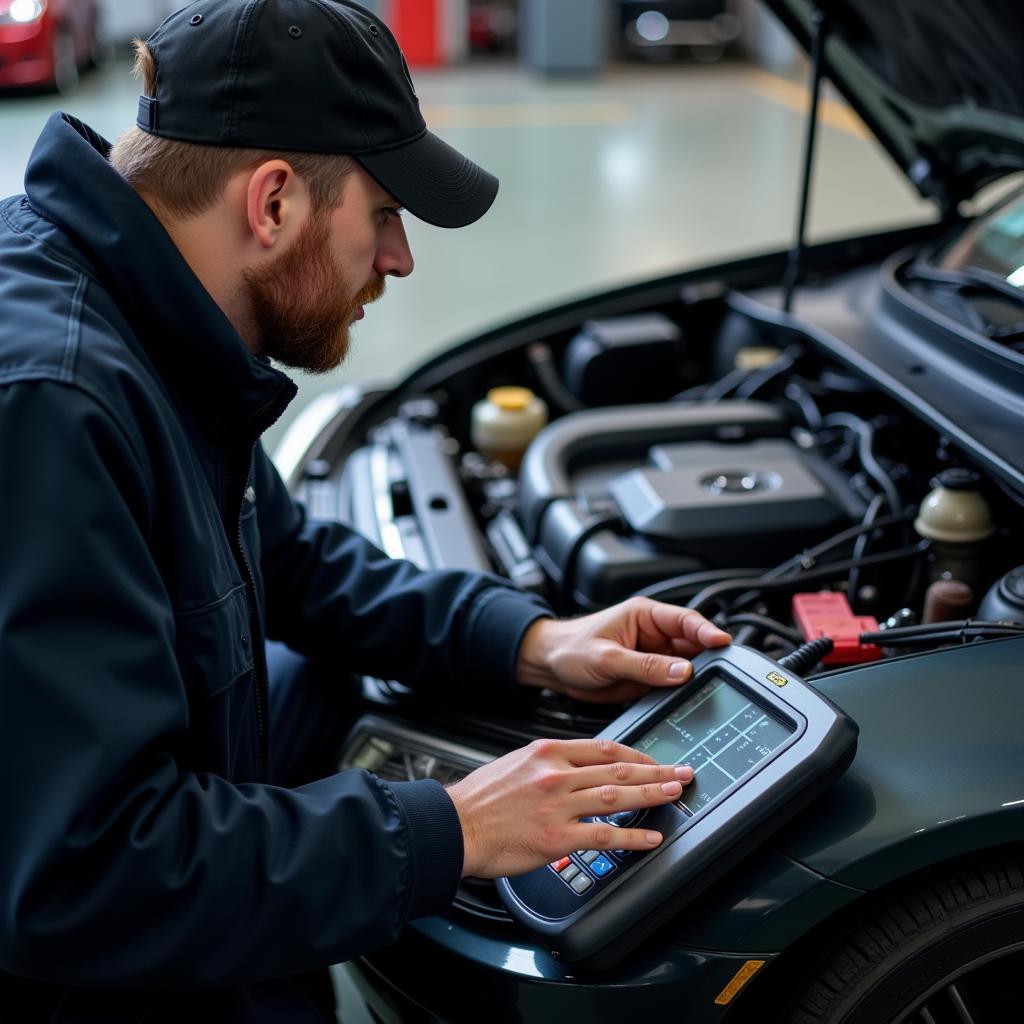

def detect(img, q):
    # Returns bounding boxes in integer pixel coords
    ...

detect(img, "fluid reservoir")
[978,566,1024,623]
[914,468,994,589]
[471,386,548,472]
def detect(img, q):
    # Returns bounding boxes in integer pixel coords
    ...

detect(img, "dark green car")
[278,1,1024,1020]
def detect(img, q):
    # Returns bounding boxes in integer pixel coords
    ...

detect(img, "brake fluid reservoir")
[914,468,994,588]
[471,386,548,472]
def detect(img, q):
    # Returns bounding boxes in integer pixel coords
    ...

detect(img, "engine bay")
[308,300,1024,662]
[291,249,1024,925]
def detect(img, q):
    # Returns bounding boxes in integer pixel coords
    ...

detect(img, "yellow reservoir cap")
[488,386,534,411]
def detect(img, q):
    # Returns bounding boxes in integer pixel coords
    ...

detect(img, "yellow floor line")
[421,100,634,129]
[742,68,868,138]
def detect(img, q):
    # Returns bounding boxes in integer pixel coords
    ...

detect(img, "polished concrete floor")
[0,54,932,454]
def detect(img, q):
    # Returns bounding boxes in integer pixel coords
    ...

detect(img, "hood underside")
[764,0,1024,211]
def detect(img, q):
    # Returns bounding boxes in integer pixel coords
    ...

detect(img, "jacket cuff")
[385,779,464,922]
[461,586,552,699]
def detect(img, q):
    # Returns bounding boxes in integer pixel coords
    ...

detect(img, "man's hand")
[447,738,694,878]
[516,597,732,704]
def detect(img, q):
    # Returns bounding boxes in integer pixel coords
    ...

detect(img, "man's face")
[242,166,413,374]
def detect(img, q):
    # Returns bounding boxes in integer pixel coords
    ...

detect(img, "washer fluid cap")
[914,476,994,543]
[488,386,533,411]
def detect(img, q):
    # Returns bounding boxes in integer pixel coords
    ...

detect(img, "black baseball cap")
[137,0,498,228]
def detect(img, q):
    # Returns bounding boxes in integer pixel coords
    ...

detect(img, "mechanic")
[0,2,731,1021]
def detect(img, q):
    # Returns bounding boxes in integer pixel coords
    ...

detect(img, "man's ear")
[245,160,309,250]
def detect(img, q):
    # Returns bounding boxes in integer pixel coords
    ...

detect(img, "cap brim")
[355,130,498,229]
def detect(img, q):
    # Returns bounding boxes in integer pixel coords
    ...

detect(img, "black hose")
[821,413,902,514]
[763,511,912,581]
[527,342,586,415]
[632,567,770,602]
[560,512,625,610]
[784,380,823,431]
[630,512,913,606]
[694,365,753,403]
[685,541,930,614]
[778,637,834,674]
[724,614,805,645]
[636,515,914,607]
[847,493,885,604]
[860,620,1024,647]
[733,347,802,400]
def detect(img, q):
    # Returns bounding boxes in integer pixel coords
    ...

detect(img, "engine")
[323,327,1022,672]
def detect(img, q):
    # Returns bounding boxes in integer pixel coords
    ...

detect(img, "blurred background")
[0,0,932,453]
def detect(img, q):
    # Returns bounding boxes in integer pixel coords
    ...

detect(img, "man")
[0,1,731,1020]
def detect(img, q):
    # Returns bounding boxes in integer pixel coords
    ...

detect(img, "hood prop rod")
[783,8,829,313]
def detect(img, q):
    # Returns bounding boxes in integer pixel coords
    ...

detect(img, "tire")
[787,852,1024,1023]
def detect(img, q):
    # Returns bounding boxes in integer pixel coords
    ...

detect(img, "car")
[618,0,741,62]
[0,0,98,92]
[274,1,1024,1021]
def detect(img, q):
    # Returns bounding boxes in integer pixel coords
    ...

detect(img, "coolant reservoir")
[914,469,994,544]
[914,468,994,588]
[471,386,548,472]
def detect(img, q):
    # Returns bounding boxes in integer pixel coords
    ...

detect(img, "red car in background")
[0,0,98,92]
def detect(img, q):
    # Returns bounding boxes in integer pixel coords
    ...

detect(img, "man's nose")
[374,220,414,279]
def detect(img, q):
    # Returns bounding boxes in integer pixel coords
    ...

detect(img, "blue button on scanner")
[590,855,615,877]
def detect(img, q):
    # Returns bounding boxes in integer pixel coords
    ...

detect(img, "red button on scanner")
[550,857,571,872]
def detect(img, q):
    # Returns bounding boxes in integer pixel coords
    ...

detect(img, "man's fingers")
[566,761,694,792]
[599,646,697,688]
[575,821,668,853]
[646,602,732,649]
[569,776,690,819]
[542,737,657,767]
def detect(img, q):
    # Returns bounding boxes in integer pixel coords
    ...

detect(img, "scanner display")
[633,674,794,813]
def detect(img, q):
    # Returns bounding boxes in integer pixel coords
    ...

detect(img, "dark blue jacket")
[0,113,548,1022]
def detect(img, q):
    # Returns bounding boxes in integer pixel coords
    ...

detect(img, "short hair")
[109,41,354,219]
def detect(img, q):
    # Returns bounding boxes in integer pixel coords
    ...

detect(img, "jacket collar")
[23,113,297,434]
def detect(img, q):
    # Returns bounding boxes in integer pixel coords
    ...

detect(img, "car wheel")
[52,26,79,94]
[787,852,1024,1023]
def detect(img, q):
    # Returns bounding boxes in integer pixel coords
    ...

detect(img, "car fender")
[662,635,1024,956]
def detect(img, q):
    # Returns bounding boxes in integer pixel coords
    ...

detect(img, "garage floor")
[0,54,931,454]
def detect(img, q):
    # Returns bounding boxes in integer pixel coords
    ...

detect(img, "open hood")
[764,0,1024,212]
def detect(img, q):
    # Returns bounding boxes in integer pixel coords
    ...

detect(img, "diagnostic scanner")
[496,644,858,969]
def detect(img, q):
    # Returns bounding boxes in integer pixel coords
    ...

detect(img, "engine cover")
[610,439,858,552]
[518,402,864,607]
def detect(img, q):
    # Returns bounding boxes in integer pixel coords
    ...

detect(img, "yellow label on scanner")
[767,671,788,687]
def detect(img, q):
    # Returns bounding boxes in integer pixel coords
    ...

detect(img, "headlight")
[1,0,46,25]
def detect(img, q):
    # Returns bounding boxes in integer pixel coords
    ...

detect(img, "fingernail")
[674,766,694,782]
[661,781,682,795]
[646,831,662,845]
[668,661,689,680]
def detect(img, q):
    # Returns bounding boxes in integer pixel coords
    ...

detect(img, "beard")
[241,214,385,375]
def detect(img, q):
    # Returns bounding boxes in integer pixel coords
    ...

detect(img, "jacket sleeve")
[253,445,552,701]
[0,380,464,986]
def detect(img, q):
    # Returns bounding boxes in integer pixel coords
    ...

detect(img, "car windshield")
[940,189,1024,288]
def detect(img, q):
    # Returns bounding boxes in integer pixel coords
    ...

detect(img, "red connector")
[791,592,882,665]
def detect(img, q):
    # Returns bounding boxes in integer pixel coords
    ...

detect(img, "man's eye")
[379,207,403,225]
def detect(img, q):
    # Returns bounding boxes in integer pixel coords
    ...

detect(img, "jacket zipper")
[231,442,268,781]
[225,380,293,782]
